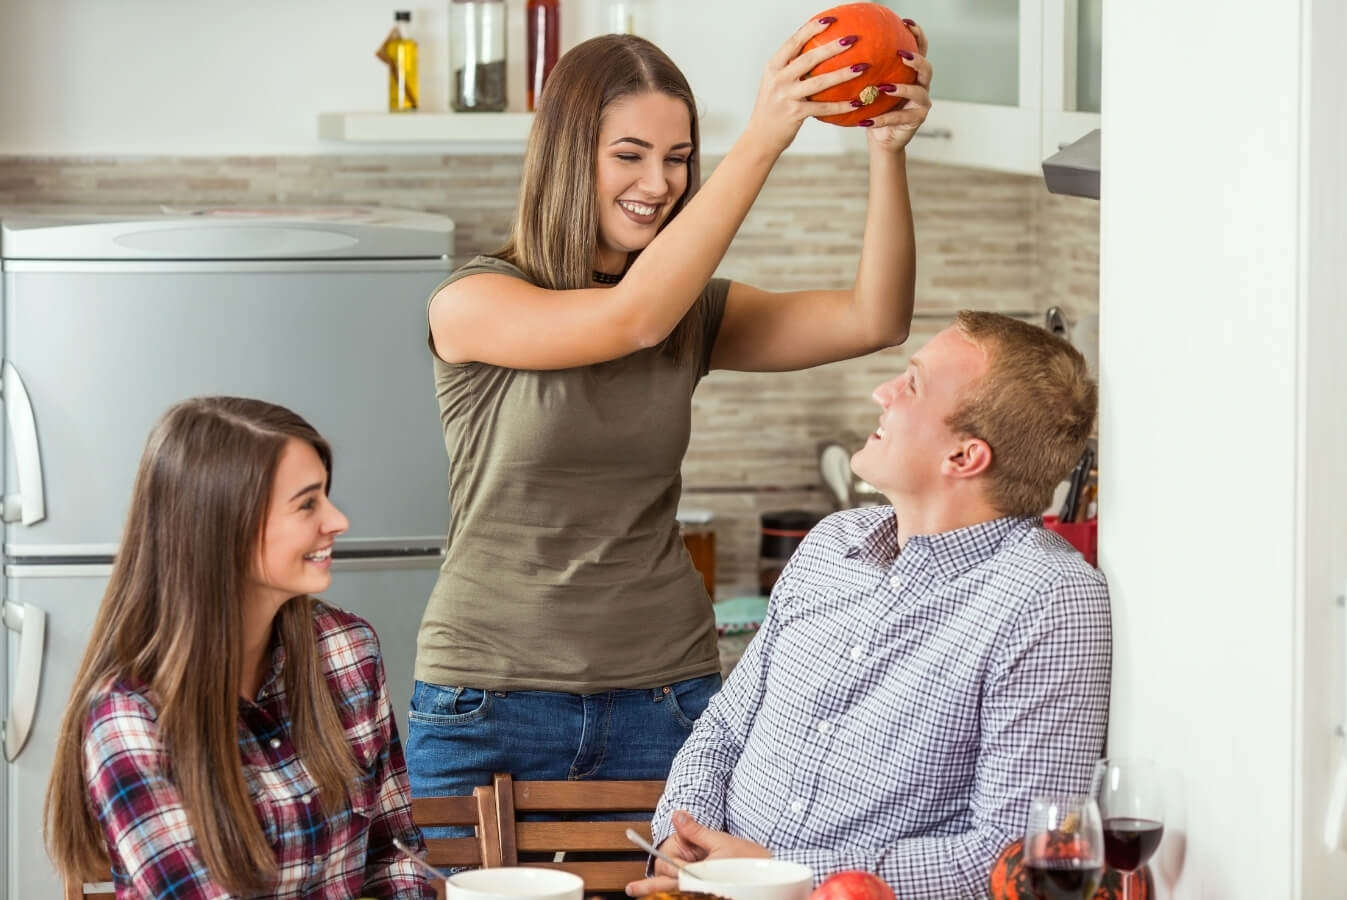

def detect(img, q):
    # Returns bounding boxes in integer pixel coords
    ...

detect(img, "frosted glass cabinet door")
[1042,0,1102,159]
[884,0,1043,174]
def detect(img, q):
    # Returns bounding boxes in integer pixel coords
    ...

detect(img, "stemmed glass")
[1094,758,1166,900]
[1023,794,1105,900]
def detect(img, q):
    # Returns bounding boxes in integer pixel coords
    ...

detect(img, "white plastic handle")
[2,360,47,526]
[3,602,47,762]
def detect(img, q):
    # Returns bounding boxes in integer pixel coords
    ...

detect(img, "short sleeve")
[698,277,731,378]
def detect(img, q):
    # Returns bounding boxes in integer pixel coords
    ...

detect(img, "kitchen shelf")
[317,111,534,143]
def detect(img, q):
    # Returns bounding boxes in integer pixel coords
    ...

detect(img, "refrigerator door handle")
[2,360,48,526]
[3,601,47,762]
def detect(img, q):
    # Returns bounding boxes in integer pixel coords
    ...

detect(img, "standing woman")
[413,21,933,797]
[45,397,433,899]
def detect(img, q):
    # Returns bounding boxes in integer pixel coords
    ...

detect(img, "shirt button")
[889,575,901,589]
[269,738,282,749]
[850,646,865,661]
[790,800,804,813]
[817,721,833,735]
[301,794,312,804]
[312,855,322,866]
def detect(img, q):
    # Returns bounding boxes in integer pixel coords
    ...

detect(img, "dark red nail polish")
[838,34,859,47]
[858,119,875,127]
[850,100,865,108]
[898,49,915,60]
[818,15,837,24]
[850,62,870,73]
[876,83,898,93]
[903,18,917,27]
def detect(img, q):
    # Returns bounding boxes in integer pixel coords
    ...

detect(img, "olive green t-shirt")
[416,255,730,693]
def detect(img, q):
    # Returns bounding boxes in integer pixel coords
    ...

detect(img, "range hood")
[1042,128,1100,200]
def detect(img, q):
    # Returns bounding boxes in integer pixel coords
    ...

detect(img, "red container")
[1044,515,1097,567]
[526,0,560,111]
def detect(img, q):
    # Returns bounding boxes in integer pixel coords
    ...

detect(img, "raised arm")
[430,22,867,371]
[709,25,933,373]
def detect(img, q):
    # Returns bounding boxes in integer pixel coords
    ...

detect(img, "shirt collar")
[846,511,1039,582]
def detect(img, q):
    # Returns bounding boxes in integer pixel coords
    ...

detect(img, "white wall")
[1100,0,1347,895]
[0,0,865,155]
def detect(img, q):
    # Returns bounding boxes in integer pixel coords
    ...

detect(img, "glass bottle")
[381,10,419,112]
[451,0,508,112]
[600,0,649,36]
[526,0,561,111]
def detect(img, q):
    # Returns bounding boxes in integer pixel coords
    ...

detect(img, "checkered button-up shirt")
[653,508,1111,900]
[83,602,434,899]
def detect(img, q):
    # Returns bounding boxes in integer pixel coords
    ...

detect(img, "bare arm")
[710,28,933,374]
[430,22,866,371]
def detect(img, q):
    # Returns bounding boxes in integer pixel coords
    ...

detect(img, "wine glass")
[1094,758,1166,900]
[1023,794,1105,900]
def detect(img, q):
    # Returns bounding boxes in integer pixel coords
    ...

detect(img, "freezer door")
[3,567,108,900]
[3,262,451,556]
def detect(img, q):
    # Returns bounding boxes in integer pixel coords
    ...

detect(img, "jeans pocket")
[664,673,723,730]
[409,680,493,725]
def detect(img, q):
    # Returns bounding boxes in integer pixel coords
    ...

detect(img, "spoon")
[625,828,691,875]
[392,836,452,883]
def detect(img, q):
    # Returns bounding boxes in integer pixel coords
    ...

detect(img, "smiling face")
[592,90,693,273]
[851,326,991,502]
[249,438,349,611]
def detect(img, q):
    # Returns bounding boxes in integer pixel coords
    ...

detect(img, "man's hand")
[625,810,771,896]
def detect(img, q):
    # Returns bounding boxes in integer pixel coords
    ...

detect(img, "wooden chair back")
[492,773,665,892]
[63,873,114,900]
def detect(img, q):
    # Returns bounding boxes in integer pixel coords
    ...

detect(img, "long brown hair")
[45,397,360,894]
[497,33,705,365]
[947,311,1097,516]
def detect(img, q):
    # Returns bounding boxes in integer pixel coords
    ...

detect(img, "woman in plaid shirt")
[44,397,434,899]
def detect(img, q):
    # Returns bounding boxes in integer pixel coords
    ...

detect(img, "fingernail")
[818,15,837,25]
[898,49,915,60]
[850,62,870,73]
[838,35,859,47]
[903,18,917,27]
[850,100,865,108]
[876,83,898,93]
[858,119,874,127]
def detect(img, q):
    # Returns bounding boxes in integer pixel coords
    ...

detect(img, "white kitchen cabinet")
[890,0,1101,175]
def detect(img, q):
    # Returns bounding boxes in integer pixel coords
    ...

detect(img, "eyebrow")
[608,137,695,151]
[288,482,324,502]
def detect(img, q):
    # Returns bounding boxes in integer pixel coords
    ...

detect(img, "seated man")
[627,311,1110,900]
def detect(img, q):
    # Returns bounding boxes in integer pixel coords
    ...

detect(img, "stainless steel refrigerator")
[1,207,454,898]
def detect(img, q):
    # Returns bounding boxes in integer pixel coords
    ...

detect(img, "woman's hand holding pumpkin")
[745,18,866,155]
[865,20,933,154]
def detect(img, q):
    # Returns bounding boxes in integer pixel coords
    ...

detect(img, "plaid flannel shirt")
[653,508,1112,900]
[83,602,434,899]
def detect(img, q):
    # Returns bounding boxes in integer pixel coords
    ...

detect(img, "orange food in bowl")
[802,3,919,127]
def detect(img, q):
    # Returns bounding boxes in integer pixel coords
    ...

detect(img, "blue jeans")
[406,674,722,836]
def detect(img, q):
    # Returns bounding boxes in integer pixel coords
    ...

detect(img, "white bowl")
[678,858,814,900]
[446,866,585,900]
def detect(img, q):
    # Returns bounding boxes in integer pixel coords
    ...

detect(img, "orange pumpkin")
[802,3,919,127]
[989,838,1156,900]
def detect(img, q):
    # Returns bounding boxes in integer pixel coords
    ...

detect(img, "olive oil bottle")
[378,11,419,112]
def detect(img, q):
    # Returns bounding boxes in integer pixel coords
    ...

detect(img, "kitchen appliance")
[759,510,822,596]
[817,437,886,510]
[1,206,453,899]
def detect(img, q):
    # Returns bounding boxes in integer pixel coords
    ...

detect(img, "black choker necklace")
[592,270,622,285]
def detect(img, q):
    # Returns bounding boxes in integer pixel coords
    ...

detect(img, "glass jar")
[451,0,508,112]
[677,507,716,599]
[526,0,560,111]
[600,0,650,36]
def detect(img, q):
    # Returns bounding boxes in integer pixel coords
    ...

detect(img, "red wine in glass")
[1025,860,1102,900]
[1102,817,1164,871]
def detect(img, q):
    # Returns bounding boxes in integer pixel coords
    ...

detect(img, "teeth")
[619,200,656,216]
[876,426,886,438]
[304,549,331,562]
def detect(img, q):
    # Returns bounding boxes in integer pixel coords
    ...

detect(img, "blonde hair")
[45,397,359,894]
[497,34,704,365]
[947,311,1097,516]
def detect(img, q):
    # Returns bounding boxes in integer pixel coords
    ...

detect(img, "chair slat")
[513,779,666,812]
[516,820,652,852]
[530,860,650,892]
